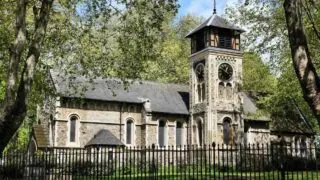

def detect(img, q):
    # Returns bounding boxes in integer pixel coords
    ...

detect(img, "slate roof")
[85,129,125,147]
[186,14,245,38]
[51,71,314,135]
[32,125,50,149]
[242,92,270,121]
[50,70,189,115]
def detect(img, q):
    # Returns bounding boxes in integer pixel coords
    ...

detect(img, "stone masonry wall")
[54,100,143,147]
[55,121,67,147]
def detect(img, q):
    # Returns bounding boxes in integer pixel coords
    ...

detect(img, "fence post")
[152,143,156,178]
[97,147,100,179]
[212,142,216,180]
[0,152,2,178]
[44,148,48,179]
[280,140,286,180]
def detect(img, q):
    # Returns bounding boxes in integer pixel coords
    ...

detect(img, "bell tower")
[186,10,245,145]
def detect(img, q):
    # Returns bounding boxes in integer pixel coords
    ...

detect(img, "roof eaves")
[151,110,189,116]
[244,118,270,122]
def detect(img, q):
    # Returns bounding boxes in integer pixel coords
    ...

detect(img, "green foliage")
[4,117,34,152]
[226,1,320,130]
[141,14,201,84]
[242,52,276,93]
[0,0,14,101]
[225,1,287,72]
[0,0,179,150]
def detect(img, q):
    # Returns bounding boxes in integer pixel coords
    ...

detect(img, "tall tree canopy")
[0,0,178,153]
[283,0,320,120]
[226,0,320,129]
[242,52,276,93]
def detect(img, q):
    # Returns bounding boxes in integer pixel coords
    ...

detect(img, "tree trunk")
[284,0,320,120]
[0,0,53,153]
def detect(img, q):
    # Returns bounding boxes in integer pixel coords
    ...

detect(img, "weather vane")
[213,0,217,14]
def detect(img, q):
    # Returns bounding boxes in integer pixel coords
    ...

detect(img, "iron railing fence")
[0,143,319,179]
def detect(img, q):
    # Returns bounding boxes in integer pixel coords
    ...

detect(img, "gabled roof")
[186,14,245,38]
[85,129,124,147]
[242,92,270,121]
[50,70,189,115]
[50,70,315,136]
[32,125,50,149]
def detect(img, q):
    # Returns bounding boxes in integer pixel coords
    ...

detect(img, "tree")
[0,0,178,153]
[140,14,201,83]
[242,52,276,93]
[227,0,320,126]
[283,0,320,120]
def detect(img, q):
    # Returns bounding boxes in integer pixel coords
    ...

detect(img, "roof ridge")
[207,14,215,26]
[50,70,188,88]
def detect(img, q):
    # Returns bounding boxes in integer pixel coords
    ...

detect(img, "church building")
[32,12,315,150]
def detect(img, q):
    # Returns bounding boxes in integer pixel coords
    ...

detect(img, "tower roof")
[186,14,245,38]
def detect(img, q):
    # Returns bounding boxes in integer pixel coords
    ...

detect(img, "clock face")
[218,63,233,81]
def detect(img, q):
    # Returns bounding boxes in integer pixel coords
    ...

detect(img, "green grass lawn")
[72,171,320,180]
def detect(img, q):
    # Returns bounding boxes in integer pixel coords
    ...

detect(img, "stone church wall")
[55,121,68,147]
[52,98,189,148]
[54,100,144,147]
[245,131,270,144]
[244,121,270,144]
[80,123,121,147]
[146,125,158,145]
[150,114,188,147]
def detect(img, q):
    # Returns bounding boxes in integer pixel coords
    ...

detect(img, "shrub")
[0,163,24,178]
[236,153,273,172]
[284,157,317,171]
[65,160,115,176]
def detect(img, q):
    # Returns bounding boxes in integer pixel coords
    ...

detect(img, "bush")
[0,163,24,178]
[65,160,115,176]
[135,159,158,174]
[284,157,317,171]
[236,153,273,172]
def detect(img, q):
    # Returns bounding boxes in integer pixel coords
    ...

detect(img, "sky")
[177,0,242,17]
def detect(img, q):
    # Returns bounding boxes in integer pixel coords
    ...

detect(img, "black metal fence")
[0,143,319,179]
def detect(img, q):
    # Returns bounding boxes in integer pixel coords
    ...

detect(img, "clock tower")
[186,12,245,145]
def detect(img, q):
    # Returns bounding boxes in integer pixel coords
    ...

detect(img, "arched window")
[126,120,134,145]
[218,82,225,99]
[176,122,183,146]
[226,83,232,100]
[223,117,232,145]
[195,63,205,103]
[69,115,79,143]
[197,121,203,146]
[158,120,167,147]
